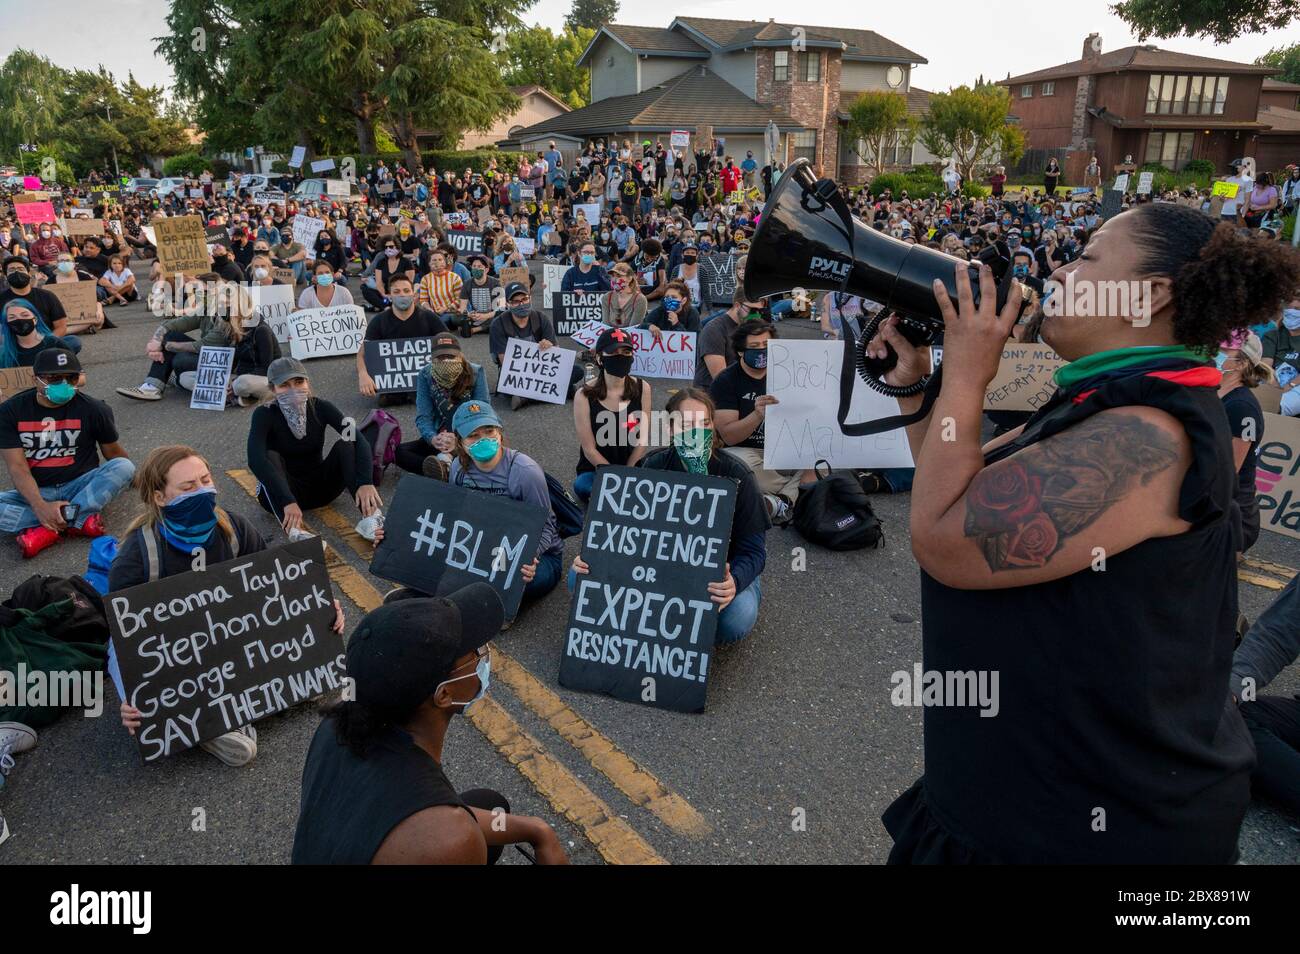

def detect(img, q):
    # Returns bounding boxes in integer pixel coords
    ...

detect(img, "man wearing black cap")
[292,583,568,865]
[357,274,447,403]
[0,348,134,558]
[488,281,555,370]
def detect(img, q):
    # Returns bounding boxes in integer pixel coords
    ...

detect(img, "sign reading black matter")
[363,337,434,393]
[106,538,344,762]
[370,473,548,620]
[558,466,736,712]
[551,290,604,336]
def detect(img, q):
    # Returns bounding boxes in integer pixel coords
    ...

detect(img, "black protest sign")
[1100,189,1124,220]
[445,230,485,255]
[363,337,434,393]
[697,253,737,306]
[204,225,229,245]
[106,538,344,763]
[370,473,548,620]
[551,290,604,336]
[557,466,736,712]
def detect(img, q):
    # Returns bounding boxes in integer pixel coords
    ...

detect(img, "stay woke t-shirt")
[0,390,118,487]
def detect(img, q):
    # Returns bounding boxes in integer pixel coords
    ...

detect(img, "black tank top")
[292,720,471,864]
[576,381,645,474]
[918,370,1254,863]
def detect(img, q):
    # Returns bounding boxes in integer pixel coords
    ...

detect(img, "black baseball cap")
[347,582,504,716]
[595,326,635,355]
[504,281,529,301]
[32,348,81,376]
[430,333,462,357]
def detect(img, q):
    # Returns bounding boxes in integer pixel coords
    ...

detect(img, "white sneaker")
[287,527,316,544]
[0,810,8,846]
[355,512,384,542]
[764,493,792,526]
[198,725,258,767]
[0,722,37,756]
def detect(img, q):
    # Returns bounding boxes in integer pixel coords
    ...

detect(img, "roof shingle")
[1002,45,1275,86]
[672,16,925,63]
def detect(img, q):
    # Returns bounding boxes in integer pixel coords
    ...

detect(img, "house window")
[791,130,817,163]
[1021,84,1033,98]
[1213,75,1228,114]
[802,52,820,83]
[774,50,789,82]
[1146,74,1231,115]
[1144,131,1196,170]
[1041,81,1055,96]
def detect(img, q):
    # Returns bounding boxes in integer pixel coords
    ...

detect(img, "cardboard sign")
[552,290,604,336]
[252,189,287,207]
[557,466,736,712]
[154,215,209,274]
[499,266,529,290]
[515,236,535,256]
[310,158,336,173]
[377,182,394,196]
[291,214,325,250]
[189,346,236,410]
[1212,180,1240,199]
[14,201,55,225]
[106,538,343,762]
[0,366,35,400]
[475,206,492,228]
[983,343,1065,412]
[497,339,577,404]
[764,339,913,469]
[287,304,367,359]
[273,267,296,285]
[1136,171,1154,195]
[698,254,737,306]
[445,230,484,255]
[45,281,98,322]
[363,337,434,393]
[247,283,296,343]
[1255,412,1300,540]
[326,178,350,198]
[289,145,307,168]
[61,217,104,237]
[370,473,548,621]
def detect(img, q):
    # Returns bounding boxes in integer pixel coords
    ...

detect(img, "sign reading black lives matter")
[445,230,485,255]
[189,346,235,410]
[370,474,548,620]
[558,466,736,712]
[107,538,344,762]
[551,290,604,336]
[363,337,434,393]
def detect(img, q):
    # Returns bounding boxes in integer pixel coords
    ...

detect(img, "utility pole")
[105,100,120,179]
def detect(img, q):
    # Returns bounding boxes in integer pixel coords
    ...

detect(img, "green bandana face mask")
[672,426,713,474]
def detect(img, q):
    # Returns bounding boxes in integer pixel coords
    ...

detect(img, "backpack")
[2,574,110,646]
[547,472,585,539]
[84,535,119,595]
[358,408,402,486]
[792,461,884,551]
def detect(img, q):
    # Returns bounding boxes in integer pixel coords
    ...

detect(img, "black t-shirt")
[461,277,501,314]
[620,179,639,201]
[74,253,109,279]
[0,390,118,487]
[109,513,266,591]
[710,362,766,448]
[1221,385,1263,533]
[1261,323,1300,387]
[292,721,472,865]
[0,286,68,326]
[364,306,447,342]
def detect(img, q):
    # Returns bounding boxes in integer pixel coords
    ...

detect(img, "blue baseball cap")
[452,399,501,438]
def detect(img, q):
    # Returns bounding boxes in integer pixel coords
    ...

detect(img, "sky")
[3,0,1299,97]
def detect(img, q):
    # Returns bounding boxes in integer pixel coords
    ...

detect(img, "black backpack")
[792,461,884,551]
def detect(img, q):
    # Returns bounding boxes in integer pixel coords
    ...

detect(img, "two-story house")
[497,17,931,183]
[999,34,1300,180]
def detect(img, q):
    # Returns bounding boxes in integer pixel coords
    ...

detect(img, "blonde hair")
[126,445,236,544]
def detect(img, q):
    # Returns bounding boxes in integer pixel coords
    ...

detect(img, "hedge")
[267,148,527,177]
[162,152,207,177]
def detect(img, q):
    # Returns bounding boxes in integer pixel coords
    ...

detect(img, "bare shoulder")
[371,804,486,866]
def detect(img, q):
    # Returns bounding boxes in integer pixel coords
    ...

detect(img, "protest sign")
[273,267,296,286]
[445,230,484,255]
[475,206,491,228]
[983,343,1065,412]
[515,236,535,256]
[15,192,50,203]
[670,130,690,149]
[629,328,695,379]
[557,466,736,712]
[363,337,434,393]
[1099,189,1124,221]
[326,178,350,198]
[189,188,205,199]
[154,215,209,274]
[1113,173,1130,192]
[14,201,55,225]
[1211,180,1239,199]
[569,320,608,349]
[45,281,98,323]
[311,158,336,173]
[764,339,913,469]
[252,190,287,207]
[109,219,123,235]
[189,346,236,411]
[22,176,41,190]
[247,283,296,343]
[377,182,395,196]
[292,214,326,250]
[0,366,35,400]
[370,473,547,620]
[499,266,529,290]
[552,290,604,336]
[288,304,367,359]
[574,202,600,224]
[107,538,343,763]
[497,339,577,404]
[61,217,104,237]
[1136,171,1154,195]
[203,225,229,246]
[446,211,471,227]
[289,145,306,168]
[1255,412,1300,540]
[542,262,568,301]
[697,253,738,306]
[519,186,535,199]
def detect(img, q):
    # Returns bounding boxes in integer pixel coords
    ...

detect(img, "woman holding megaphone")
[873,203,1300,864]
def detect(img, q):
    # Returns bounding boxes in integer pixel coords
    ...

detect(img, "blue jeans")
[566,569,761,645]
[62,335,82,354]
[880,468,914,492]
[573,471,595,502]
[524,550,563,600]
[0,457,136,533]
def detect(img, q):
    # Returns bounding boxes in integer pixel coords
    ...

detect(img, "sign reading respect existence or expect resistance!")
[106,538,344,763]
[288,304,367,359]
[362,337,434,393]
[370,474,548,620]
[558,466,736,713]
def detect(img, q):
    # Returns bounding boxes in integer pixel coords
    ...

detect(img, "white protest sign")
[765,339,913,469]
[1136,171,1154,195]
[569,320,608,348]
[247,283,296,344]
[289,145,307,168]
[189,346,235,411]
[629,328,695,379]
[252,189,287,207]
[292,213,326,250]
[326,178,350,197]
[288,304,367,359]
[188,188,205,199]
[311,158,336,173]
[497,339,577,405]
[670,130,690,149]
[542,262,568,301]
[515,236,535,256]
[1113,173,1130,192]
[573,202,600,224]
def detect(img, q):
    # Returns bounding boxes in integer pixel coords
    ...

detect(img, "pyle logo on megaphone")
[808,255,851,281]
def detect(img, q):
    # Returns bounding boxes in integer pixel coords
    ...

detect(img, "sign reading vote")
[288,304,367,359]
[363,337,434,393]
[370,474,548,620]
[189,346,235,411]
[445,230,484,255]
[551,290,603,336]
[497,339,576,405]
[154,215,209,274]
[558,466,736,712]
[107,538,344,762]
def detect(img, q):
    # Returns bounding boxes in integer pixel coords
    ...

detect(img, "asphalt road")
[1,266,1297,865]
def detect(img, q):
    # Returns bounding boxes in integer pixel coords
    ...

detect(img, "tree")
[59,69,191,176]
[501,25,594,109]
[566,0,618,30]
[1257,43,1300,83]
[919,84,1024,183]
[1113,0,1299,42]
[844,90,914,177]
[0,50,67,160]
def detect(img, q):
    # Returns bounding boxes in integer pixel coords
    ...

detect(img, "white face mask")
[437,654,490,709]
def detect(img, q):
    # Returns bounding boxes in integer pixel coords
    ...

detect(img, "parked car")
[151,177,189,198]
[126,177,159,195]
[292,177,364,202]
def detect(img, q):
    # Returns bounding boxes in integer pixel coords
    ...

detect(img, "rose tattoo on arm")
[964,413,1180,571]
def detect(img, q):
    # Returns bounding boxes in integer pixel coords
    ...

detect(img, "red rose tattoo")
[965,461,1042,532]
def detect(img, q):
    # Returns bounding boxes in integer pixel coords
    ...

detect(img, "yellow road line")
[1240,557,1296,581]
[1239,569,1287,591]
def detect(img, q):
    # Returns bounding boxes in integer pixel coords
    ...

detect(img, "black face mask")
[601,353,634,377]
[6,271,30,289]
[8,319,36,336]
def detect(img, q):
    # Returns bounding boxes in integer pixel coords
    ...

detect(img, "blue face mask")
[468,436,500,462]
[1012,264,1030,278]
[1284,308,1300,331]
[160,486,219,550]
[438,653,491,710]
[1213,352,1230,370]
[43,380,77,405]
[581,253,594,265]
[663,297,682,312]
[316,274,333,286]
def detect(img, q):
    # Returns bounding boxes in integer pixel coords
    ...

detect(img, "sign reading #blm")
[558,466,736,712]
[370,474,547,620]
[363,337,434,393]
[106,538,344,762]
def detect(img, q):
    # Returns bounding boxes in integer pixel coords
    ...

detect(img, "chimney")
[1082,33,1101,64]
